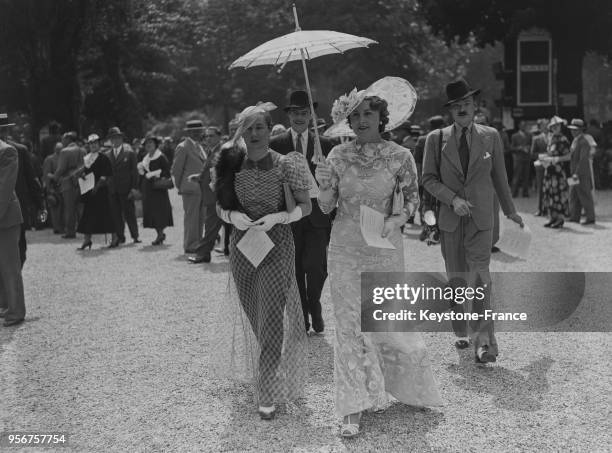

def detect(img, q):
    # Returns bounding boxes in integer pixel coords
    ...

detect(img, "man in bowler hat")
[106,127,140,247]
[0,135,26,327]
[270,90,334,333]
[422,79,523,363]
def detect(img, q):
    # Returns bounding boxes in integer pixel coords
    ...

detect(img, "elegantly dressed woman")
[137,135,174,245]
[76,134,115,249]
[541,116,571,228]
[316,77,442,438]
[213,103,312,420]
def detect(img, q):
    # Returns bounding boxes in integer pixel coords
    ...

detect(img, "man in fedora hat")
[105,126,140,246]
[171,119,207,254]
[0,114,44,265]
[52,132,85,239]
[188,126,225,263]
[0,133,26,326]
[422,78,523,363]
[270,90,334,334]
[567,118,596,224]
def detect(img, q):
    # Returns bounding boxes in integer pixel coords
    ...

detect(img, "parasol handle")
[299,48,324,164]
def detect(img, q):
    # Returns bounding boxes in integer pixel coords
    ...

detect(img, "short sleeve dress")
[542,132,571,217]
[228,149,311,406]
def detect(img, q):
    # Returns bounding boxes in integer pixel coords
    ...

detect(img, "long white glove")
[218,209,254,231]
[286,206,303,223]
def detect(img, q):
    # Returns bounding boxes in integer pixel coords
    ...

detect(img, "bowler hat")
[107,126,125,138]
[567,118,585,130]
[284,90,317,111]
[0,113,15,128]
[184,120,205,131]
[444,79,481,107]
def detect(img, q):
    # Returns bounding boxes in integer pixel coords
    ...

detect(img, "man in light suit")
[171,120,207,253]
[422,79,523,363]
[269,90,335,334]
[106,127,140,247]
[568,119,596,224]
[189,126,225,263]
[52,132,85,239]
[0,138,26,327]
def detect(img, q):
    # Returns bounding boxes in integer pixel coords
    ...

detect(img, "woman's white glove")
[286,207,303,223]
[252,212,289,232]
[218,209,254,231]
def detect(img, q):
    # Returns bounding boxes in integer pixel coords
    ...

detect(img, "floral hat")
[324,76,417,138]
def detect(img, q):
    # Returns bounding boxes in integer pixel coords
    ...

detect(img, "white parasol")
[229,4,377,162]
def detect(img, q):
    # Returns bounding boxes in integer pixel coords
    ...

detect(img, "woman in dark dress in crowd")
[76,134,115,250]
[138,135,173,245]
[542,116,571,228]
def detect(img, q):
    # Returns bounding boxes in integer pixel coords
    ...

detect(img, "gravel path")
[1,191,611,452]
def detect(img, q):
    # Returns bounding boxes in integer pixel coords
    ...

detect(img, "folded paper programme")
[497,215,531,258]
[360,205,396,249]
[79,173,95,195]
[236,228,275,267]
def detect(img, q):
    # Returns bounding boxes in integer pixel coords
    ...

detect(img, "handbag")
[153,177,174,190]
[391,176,404,215]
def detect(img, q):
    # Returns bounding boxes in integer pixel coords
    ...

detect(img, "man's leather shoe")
[118,237,126,244]
[581,220,595,225]
[3,318,24,327]
[491,246,501,253]
[475,346,496,363]
[455,339,469,349]
[133,238,142,244]
[189,254,211,264]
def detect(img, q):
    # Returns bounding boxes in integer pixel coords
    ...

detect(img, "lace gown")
[318,140,443,417]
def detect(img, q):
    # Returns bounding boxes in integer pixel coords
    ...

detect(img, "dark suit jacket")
[269,130,334,228]
[422,123,515,232]
[0,140,23,229]
[6,140,43,220]
[106,144,138,195]
[54,143,85,192]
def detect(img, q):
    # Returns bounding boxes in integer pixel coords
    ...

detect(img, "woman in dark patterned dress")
[214,103,312,420]
[76,134,115,250]
[542,116,571,228]
[137,136,173,245]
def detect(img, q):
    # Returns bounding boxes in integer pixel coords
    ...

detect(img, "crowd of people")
[0,74,609,439]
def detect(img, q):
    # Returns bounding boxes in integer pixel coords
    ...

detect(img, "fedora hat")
[444,78,481,107]
[0,113,16,128]
[107,126,125,138]
[184,120,206,131]
[548,115,567,129]
[567,118,585,130]
[284,90,317,111]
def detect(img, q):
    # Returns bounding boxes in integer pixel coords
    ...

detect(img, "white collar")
[84,152,99,169]
[142,149,162,172]
[291,128,308,141]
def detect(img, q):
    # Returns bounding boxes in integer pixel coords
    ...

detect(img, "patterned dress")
[318,140,442,417]
[229,150,310,406]
[542,132,571,217]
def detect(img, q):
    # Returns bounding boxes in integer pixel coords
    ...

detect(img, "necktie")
[458,127,469,176]
[114,147,120,158]
[296,133,304,156]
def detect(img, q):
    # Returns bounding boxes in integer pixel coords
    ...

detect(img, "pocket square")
[483,152,491,159]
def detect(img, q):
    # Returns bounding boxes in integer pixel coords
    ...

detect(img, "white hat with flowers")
[324,76,417,138]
